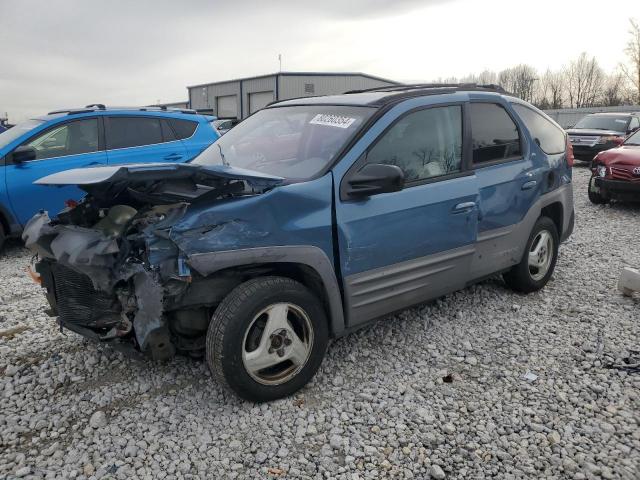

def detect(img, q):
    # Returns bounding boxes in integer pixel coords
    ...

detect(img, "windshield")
[192,105,375,179]
[624,129,640,145]
[0,119,44,150]
[573,115,629,132]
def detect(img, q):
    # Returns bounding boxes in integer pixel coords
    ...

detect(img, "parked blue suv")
[24,85,574,402]
[0,105,219,249]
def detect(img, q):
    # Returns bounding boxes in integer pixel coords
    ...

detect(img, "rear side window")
[470,103,521,164]
[107,117,162,149]
[160,119,177,141]
[169,118,198,139]
[512,104,565,154]
[366,105,462,182]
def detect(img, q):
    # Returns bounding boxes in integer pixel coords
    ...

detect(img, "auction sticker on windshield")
[310,114,357,129]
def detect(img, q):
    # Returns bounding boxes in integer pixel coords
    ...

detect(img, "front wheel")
[503,216,559,293]
[588,177,608,204]
[206,276,329,402]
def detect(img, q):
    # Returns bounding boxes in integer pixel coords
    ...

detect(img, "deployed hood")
[35,162,284,204]
[597,145,640,166]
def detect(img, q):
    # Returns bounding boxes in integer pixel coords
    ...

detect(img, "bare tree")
[534,69,565,109]
[477,70,498,85]
[601,72,629,106]
[498,64,538,102]
[564,53,605,108]
[621,18,640,103]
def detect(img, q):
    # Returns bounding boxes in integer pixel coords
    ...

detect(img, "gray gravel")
[1,166,640,479]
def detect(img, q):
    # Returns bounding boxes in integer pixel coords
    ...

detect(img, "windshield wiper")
[217,143,229,166]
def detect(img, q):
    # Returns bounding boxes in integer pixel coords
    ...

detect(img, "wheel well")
[257,263,333,325]
[196,262,336,333]
[541,202,563,236]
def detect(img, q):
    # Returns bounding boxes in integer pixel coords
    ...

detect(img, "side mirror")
[345,163,404,198]
[11,145,37,163]
[565,124,574,129]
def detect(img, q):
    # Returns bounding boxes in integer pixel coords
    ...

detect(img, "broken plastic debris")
[523,371,538,382]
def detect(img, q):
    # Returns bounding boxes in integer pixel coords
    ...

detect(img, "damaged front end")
[24,163,283,360]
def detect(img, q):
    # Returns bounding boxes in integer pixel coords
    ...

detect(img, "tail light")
[566,136,574,167]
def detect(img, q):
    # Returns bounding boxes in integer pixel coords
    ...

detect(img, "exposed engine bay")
[23,163,284,360]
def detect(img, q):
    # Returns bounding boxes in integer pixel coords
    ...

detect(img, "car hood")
[597,145,640,166]
[35,162,284,202]
[566,128,624,136]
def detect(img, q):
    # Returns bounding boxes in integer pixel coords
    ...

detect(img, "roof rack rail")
[344,83,507,95]
[47,105,199,116]
[140,106,198,114]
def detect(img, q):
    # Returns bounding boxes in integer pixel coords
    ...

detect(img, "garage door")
[249,91,274,114]
[216,95,237,118]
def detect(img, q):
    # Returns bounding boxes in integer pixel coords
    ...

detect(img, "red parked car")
[589,129,640,204]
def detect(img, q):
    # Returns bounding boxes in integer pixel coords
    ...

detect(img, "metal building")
[152,101,190,110]
[187,72,399,119]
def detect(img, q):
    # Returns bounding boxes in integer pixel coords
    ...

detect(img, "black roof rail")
[48,105,199,116]
[345,83,507,95]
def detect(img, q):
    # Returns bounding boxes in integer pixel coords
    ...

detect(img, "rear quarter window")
[512,104,565,155]
[169,119,198,139]
[107,117,163,149]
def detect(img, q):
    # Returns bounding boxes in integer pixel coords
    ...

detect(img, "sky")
[0,0,638,122]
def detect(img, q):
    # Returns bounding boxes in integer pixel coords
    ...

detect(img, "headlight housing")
[597,135,624,145]
[597,165,608,178]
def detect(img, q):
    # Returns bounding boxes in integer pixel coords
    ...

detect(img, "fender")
[188,245,346,337]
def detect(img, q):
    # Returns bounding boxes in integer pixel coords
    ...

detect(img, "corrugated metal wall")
[242,76,277,118]
[544,105,640,128]
[278,75,392,100]
[188,73,396,119]
[189,81,241,114]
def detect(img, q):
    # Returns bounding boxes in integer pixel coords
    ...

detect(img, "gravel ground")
[1,166,639,480]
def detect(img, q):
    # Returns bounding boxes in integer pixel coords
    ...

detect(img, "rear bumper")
[561,209,575,243]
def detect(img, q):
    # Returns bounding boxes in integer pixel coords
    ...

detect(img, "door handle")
[164,153,183,161]
[82,161,104,167]
[452,202,476,214]
[521,180,537,190]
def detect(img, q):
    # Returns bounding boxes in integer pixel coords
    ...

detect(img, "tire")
[206,276,329,402]
[588,177,608,204]
[0,222,5,253]
[503,216,559,294]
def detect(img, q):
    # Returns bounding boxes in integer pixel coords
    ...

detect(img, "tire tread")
[206,276,326,401]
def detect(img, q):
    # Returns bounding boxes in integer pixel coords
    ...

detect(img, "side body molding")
[188,245,346,337]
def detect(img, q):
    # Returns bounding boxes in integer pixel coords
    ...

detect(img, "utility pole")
[278,54,282,72]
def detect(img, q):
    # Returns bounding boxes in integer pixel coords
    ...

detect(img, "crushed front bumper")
[594,177,640,199]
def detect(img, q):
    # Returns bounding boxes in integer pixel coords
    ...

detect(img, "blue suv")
[24,85,574,402]
[0,105,219,249]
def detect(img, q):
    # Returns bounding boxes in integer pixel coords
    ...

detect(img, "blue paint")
[0,109,219,229]
[145,90,572,286]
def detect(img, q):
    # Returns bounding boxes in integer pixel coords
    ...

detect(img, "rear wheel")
[0,222,5,253]
[588,177,608,204]
[206,276,329,402]
[503,216,559,293]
